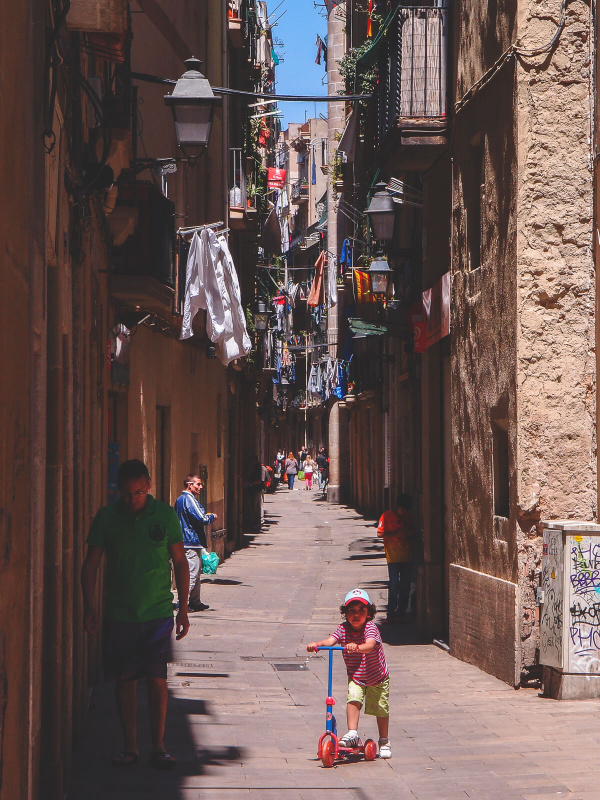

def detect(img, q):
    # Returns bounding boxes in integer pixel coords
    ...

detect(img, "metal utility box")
[540,520,600,699]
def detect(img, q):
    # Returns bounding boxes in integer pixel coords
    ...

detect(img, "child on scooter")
[306,588,391,758]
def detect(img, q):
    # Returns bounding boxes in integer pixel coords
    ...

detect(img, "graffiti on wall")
[540,529,563,669]
[568,537,600,673]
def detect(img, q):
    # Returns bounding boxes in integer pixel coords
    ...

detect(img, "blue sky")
[271,1,328,128]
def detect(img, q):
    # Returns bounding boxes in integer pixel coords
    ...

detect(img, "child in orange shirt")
[377,494,413,623]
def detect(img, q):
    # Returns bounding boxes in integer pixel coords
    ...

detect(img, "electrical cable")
[43,0,71,152]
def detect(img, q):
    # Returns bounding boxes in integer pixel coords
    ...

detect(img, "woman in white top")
[303,455,314,490]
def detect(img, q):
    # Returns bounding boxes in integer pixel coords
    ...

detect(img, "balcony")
[229,148,259,230]
[227,0,243,46]
[291,179,309,204]
[110,181,176,316]
[373,6,449,169]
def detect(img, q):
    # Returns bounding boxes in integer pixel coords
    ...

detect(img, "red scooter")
[315,646,377,767]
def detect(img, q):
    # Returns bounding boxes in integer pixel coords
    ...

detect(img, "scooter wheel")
[321,739,336,768]
[363,739,377,761]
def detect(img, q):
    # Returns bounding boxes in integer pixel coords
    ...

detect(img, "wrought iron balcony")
[374,6,449,157]
[291,179,309,203]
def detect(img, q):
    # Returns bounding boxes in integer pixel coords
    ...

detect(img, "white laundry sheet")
[180,229,251,366]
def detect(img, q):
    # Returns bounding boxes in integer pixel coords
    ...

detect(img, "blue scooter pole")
[317,646,344,734]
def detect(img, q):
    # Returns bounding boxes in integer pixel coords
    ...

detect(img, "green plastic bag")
[201,551,219,574]
[298,470,305,481]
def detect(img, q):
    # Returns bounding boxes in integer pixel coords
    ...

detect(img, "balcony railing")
[229,147,247,209]
[291,179,309,203]
[375,6,449,146]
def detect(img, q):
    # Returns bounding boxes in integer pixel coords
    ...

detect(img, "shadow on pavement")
[346,552,385,561]
[68,678,246,799]
[377,618,420,646]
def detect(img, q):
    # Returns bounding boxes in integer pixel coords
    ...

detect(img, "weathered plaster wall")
[516,0,596,522]
[455,0,517,101]
[515,0,596,671]
[450,64,521,679]
[451,0,596,684]
[451,66,518,582]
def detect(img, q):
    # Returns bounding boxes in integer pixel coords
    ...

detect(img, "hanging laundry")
[218,233,252,365]
[315,34,327,66]
[328,254,338,308]
[307,251,326,307]
[312,146,317,185]
[340,238,352,270]
[180,229,251,366]
[180,230,231,343]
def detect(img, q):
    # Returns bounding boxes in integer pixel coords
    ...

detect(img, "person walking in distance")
[175,474,218,612]
[284,451,299,490]
[377,494,413,623]
[316,446,328,489]
[81,459,189,769]
[303,454,315,490]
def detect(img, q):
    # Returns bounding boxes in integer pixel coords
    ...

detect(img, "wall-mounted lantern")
[164,58,221,150]
[368,256,393,297]
[254,312,269,331]
[365,182,396,241]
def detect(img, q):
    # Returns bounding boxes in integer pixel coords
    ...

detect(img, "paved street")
[70,489,600,799]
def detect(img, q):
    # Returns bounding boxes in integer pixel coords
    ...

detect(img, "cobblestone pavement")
[70,488,600,799]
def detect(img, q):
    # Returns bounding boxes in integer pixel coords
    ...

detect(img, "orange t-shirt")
[377,509,413,564]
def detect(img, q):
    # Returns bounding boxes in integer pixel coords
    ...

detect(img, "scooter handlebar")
[316,646,345,651]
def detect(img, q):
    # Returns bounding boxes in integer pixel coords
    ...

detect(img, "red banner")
[408,272,450,352]
[267,168,286,190]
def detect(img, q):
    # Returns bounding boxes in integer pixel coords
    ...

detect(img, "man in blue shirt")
[174,474,218,612]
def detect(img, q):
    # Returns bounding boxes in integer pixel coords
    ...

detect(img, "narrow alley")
[70,489,600,800]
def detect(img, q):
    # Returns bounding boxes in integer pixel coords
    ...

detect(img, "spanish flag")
[366,0,373,37]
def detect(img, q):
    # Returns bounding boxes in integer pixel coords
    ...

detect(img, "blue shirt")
[174,491,215,547]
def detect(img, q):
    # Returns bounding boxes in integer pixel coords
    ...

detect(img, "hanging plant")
[338,40,379,97]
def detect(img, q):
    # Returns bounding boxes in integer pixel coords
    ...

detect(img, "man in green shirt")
[81,459,190,770]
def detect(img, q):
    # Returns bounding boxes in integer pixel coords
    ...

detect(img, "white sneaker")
[379,740,392,759]
[339,732,360,748]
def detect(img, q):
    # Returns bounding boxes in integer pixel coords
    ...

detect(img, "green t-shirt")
[87,496,183,623]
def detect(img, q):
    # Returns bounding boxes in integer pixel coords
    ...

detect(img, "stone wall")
[515,0,596,673]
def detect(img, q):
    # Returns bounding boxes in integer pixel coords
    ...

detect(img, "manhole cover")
[272,663,308,672]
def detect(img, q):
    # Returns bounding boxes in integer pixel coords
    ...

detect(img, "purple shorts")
[103,617,174,682]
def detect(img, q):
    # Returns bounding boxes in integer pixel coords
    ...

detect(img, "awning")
[337,109,358,163]
[348,318,386,337]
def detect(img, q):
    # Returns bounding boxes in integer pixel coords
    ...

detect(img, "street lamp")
[253,312,269,331]
[164,58,221,151]
[365,182,396,241]
[368,256,393,297]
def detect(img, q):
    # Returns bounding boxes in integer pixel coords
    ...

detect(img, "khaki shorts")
[347,676,390,717]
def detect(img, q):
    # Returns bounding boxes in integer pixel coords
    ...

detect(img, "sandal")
[150,750,177,770]
[112,751,139,766]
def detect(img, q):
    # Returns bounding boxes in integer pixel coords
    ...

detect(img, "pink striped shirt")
[331,621,389,687]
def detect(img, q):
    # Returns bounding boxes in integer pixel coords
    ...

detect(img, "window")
[492,418,509,518]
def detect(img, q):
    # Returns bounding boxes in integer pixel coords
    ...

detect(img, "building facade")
[0,1,279,796]
[325,0,598,687]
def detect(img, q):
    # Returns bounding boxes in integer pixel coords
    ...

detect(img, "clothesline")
[257,265,320,271]
[177,221,229,235]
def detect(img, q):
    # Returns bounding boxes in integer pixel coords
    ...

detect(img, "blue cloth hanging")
[340,238,352,270]
[312,146,317,185]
